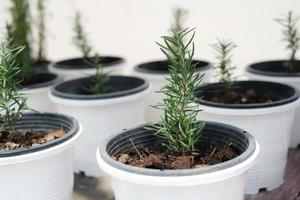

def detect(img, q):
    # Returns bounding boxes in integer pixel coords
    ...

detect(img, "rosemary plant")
[171,7,188,34]
[36,0,47,62]
[86,54,110,94]
[213,39,237,90]
[275,11,300,71]
[0,41,29,136]
[73,11,92,58]
[6,0,34,79]
[72,11,109,94]
[149,28,205,154]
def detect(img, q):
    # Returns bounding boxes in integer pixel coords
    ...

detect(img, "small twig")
[130,138,144,159]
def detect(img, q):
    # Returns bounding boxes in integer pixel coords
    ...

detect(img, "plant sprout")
[86,54,110,94]
[0,41,30,136]
[72,11,109,94]
[6,0,34,79]
[213,39,237,90]
[170,7,188,34]
[149,28,205,153]
[275,11,300,71]
[73,11,92,58]
[36,0,47,62]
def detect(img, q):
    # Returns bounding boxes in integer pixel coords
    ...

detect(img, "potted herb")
[96,29,259,200]
[246,11,300,148]
[195,39,300,194]
[131,7,213,122]
[0,41,81,200]
[49,11,125,81]
[49,46,150,177]
[6,0,61,112]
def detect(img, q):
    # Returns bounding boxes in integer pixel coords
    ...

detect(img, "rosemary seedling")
[6,0,34,79]
[36,0,47,62]
[149,28,205,154]
[86,54,110,94]
[170,7,188,34]
[0,41,30,136]
[72,11,109,94]
[73,11,92,58]
[213,39,237,90]
[275,11,300,71]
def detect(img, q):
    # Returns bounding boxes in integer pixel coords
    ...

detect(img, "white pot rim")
[49,83,151,106]
[96,140,259,186]
[96,121,260,186]
[197,97,300,116]
[0,124,82,165]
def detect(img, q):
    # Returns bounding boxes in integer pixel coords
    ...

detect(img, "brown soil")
[114,144,238,170]
[211,89,282,104]
[0,129,65,152]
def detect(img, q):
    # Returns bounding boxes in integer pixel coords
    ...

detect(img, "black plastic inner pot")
[247,60,300,76]
[100,121,256,176]
[20,72,60,90]
[0,113,79,157]
[195,81,299,109]
[135,59,211,74]
[53,56,124,70]
[51,75,149,100]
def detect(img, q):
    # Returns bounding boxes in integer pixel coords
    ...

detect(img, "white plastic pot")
[50,76,150,177]
[0,113,81,200]
[131,59,213,122]
[49,56,126,81]
[97,122,259,200]
[245,60,300,148]
[196,81,300,194]
[22,72,61,113]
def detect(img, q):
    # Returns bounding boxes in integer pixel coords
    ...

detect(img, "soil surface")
[211,88,283,104]
[114,144,238,170]
[0,129,65,152]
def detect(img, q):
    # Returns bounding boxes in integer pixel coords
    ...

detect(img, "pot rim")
[0,113,80,159]
[96,121,259,185]
[196,80,300,109]
[134,59,212,75]
[21,72,61,91]
[247,60,300,77]
[52,56,125,70]
[50,75,150,101]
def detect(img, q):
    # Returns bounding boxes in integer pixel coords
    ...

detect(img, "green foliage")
[6,0,34,79]
[171,7,188,34]
[149,28,205,154]
[85,55,110,94]
[0,41,30,135]
[213,39,237,90]
[73,11,92,58]
[72,11,109,94]
[275,11,300,70]
[36,0,47,62]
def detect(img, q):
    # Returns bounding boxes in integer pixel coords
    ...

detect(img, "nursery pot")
[21,72,61,112]
[246,60,300,148]
[49,56,125,81]
[50,75,150,177]
[131,59,213,122]
[0,113,81,200]
[96,122,259,200]
[195,80,300,194]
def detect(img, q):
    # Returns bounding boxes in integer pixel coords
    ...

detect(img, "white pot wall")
[0,125,81,200]
[50,88,150,177]
[96,141,259,200]
[197,100,300,194]
[23,86,57,113]
[131,66,212,122]
[245,71,300,148]
[49,61,127,81]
